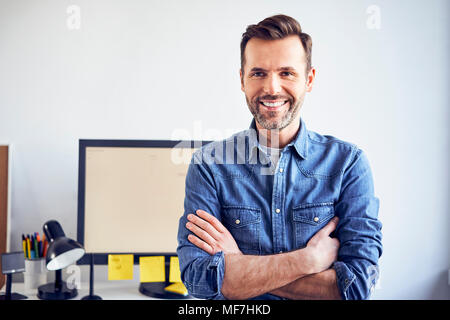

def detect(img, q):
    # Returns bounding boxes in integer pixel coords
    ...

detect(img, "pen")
[36,233,41,257]
[30,235,35,259]
[34,235,39,258]
[26,235,31,259]
[42,239,48,258]
[22,234,27,258]
[41,234,45,257]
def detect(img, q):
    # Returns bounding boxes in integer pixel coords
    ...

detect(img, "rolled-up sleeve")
[176,150,226,300]
[333,148,383,300]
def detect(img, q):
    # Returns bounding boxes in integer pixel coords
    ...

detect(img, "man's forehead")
[244,35,306,71]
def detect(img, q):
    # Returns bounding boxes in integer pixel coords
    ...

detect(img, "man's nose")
[263,74,282,95]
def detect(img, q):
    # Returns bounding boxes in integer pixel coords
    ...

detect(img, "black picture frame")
[76,139,211,265]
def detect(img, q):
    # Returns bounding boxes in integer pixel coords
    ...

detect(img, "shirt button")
[235,219,240,225]
[279,251,283,254]
[279,168,283,173]
[313,217,319,222]
[275,208,280,213]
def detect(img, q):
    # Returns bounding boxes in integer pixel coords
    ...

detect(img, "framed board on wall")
[77,139,210,264]
[0,145,9,290]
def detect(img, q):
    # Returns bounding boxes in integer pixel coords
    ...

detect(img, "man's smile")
[259,99,289,111]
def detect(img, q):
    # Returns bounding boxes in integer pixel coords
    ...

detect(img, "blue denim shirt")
[177,118,382,300]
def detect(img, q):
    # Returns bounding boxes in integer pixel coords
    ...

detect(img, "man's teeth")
[261,101,286,107]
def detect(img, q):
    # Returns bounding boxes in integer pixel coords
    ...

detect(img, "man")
[176,14,382,300]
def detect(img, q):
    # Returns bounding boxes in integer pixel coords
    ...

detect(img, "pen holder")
[24,258,47,293]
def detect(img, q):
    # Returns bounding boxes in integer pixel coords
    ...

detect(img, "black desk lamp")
[37,220,85,300]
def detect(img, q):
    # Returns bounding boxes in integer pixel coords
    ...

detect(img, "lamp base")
[139,282,191,299]
[81,294,102,300]
[37,281,77,300]
[0,293,28,300]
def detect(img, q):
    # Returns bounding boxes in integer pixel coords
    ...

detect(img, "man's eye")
[281,71,293,76]
[251,72,265,77]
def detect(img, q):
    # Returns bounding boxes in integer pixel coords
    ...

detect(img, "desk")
[0,265,194,300]
[3,282,164,300]
[2,281,197,300]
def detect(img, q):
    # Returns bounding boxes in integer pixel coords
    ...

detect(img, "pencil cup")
[24,258,47,293]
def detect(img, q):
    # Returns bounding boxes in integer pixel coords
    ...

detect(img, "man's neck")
[255,119,300,149]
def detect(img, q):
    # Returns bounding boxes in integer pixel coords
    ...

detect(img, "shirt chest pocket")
[292,202,335,249]
[222,206,261,255]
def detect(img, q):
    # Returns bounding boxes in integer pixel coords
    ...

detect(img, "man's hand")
[304,216,340,274]
[185,210,242,255]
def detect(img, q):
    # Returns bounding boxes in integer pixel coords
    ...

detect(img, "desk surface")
[1,265,195,300]
[2,281,191,300]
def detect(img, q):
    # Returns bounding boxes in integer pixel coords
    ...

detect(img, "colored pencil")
[22,234,27,258]
[26,236,31,259]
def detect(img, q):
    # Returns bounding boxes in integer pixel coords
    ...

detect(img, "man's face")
[240,35,315,131]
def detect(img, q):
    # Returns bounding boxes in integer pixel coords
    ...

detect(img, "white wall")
[0,0,448,299]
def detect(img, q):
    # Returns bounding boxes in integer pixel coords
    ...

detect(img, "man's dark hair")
[240,14,312,75]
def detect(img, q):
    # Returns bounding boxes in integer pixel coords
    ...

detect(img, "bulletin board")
[0,146,9,288]
[77,140,209,264]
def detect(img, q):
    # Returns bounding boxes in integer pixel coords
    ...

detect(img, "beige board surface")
[84,146,195,253]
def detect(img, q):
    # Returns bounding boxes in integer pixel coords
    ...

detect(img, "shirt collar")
[248,117,308,160]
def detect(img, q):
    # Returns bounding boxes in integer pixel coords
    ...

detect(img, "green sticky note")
[140,256,165,283]
[108,254,134,280]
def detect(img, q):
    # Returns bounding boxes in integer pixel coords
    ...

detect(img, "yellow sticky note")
[169,256,182,283]
[164,282,188,296]
[108,254,134,280]
[140,256,165,283]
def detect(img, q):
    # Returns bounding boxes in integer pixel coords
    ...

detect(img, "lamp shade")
[43,220,85,271]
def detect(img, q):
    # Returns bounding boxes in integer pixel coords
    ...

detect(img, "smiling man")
[176,14,382,300]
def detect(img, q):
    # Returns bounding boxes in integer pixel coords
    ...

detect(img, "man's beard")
[246,94,303,130]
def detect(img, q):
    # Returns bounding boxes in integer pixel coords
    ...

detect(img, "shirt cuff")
[183,251,226,300]
[209,251,226,300]
[332,261,357,300]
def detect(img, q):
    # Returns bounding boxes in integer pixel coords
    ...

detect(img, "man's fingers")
[187,212,222,239]
[318,216,339,237]
[186,221,216,245]
[196,210,228,233]
[187,234,214,255]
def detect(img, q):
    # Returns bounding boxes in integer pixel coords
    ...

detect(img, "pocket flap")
[222,206,261,228]
[292,202,334,225]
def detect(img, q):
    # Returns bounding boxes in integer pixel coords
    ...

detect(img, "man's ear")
[240,69,245,92]
[306,67,316,92]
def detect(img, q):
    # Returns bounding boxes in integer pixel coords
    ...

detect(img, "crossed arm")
[185,210,342,300]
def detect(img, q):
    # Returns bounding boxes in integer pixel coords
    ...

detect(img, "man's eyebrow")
[249,66,298,72]
[249,67,267,72]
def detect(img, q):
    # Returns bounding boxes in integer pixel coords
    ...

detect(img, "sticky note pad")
[108,254,134,280]
[169,256,182,283]
[164,282,188,296]
[140,256,165,282]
